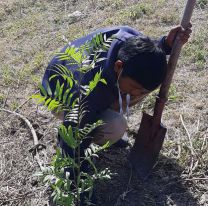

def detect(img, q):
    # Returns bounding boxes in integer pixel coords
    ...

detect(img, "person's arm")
[157,36,172,55]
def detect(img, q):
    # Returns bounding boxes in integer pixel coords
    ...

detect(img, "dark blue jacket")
[42,26,171,127]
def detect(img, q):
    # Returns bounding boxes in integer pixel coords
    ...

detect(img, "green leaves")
[79,172,94,193]
[79,120,103,139]
[93,168,112,180]
[56,46,84,65]
[58,125,77,149]
[90,33,114,52]
[65,103,79,124]
[84,141,110,158]
[89,70,107,87]
[31,89,60,112]
[31,93,46,105]
[32,32,114,206]
[49,64,73,82]
[80,33,114,55]
[39,83,47,96]
[81,70,107,96]
[52,148,78,171]
[32,78,78,114]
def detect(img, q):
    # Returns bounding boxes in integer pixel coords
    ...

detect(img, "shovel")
[128,0,196,180]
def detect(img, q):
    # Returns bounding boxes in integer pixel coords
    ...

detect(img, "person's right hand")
[165,23,192,47]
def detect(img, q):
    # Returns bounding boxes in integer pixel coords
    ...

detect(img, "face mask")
[117,70,131,121]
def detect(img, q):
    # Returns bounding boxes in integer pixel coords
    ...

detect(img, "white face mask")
[117,70,131,121]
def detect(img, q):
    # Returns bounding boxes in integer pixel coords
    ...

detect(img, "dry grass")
[0,0,207,205]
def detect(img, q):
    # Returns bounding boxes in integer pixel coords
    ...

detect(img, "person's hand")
[165,23,192,48]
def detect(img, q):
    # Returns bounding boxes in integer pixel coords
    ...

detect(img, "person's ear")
[114,60,123,77]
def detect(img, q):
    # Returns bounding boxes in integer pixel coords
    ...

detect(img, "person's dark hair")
[117,36,167,91]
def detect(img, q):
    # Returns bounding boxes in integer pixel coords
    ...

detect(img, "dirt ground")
[0,0,207,205]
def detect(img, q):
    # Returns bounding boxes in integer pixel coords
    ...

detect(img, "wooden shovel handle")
[153,0,196,124]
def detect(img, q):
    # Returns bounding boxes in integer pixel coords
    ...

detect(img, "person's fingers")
[188,22,192,28]
[186,28,192,34]
[181,36,190,42]
[168,26,181,36]
[185,22,192,28]
[181,38,188,44]
[174,24,192,33]
[172,26,182,33]
[182,22,192,29]
[179,32,190,39]
[180,32,191,38]
[179,32,191,41]
[185,26,192,32]
[178,33,190,44]
[172,23,192,32]
[180,27,192,34]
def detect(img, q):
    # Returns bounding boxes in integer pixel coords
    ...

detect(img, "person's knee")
[111,115,127,139]
[92,113,127,145]
[101,115,127,145]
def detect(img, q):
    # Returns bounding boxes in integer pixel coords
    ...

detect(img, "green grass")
[160,9,180,25]
[1,66,15,86]
[182,26,208,69]
[125,3,154,21]
[10,100,20,110]
[0,93,4,106]
[168,85,181,102]
[0,51,46,88]
[197,0,208,8]
[33,52,45,71]
[111,0,125,9]
[3,13,39,38]
[101,2,155,28]
[140,84,180,111]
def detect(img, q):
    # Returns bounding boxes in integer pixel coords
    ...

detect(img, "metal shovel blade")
[128,112,167,180]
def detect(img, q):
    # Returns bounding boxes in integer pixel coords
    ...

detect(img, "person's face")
[114,60,150,100]
[118,76,149,98]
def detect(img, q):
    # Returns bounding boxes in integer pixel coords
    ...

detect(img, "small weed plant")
[32,33,114,205]
[127,3,153,20]
[140,85,179,111]
[197,0,208,8]
[182,26,208,69]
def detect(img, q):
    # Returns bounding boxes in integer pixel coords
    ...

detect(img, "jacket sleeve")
[157,36,172,55]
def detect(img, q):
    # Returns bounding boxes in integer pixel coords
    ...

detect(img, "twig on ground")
[127,166,133,188]
[0,185,47,204]
[14,90,39,112]
[180,114,195,176]
[0,141,12,144]
[201,135,207,151]
[0,108,38,145]
[0,191,32,204]
[114,165,133,206]
[191,160,199,172]
[185,177,208,181]
[0,108,39,145]
[196,119,200,133]
[176,138,181,159]
[44,36,58,48]
[0,108,45,169]
[2,88,10,108]
[180,115,195,156]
